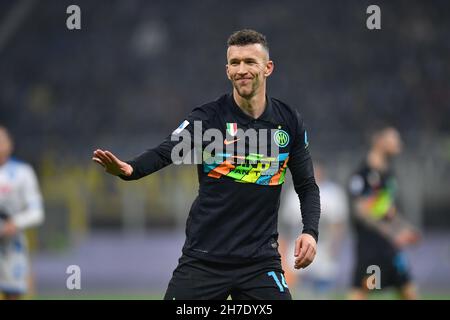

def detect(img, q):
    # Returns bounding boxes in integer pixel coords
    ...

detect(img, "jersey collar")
[227,93,277,125]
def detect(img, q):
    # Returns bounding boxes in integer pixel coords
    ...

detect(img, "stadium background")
[0,0,449,299]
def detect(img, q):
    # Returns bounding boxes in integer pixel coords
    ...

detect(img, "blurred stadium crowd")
[0,0,449,297]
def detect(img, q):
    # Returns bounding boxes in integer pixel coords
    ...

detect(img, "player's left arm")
[287,111,320,269]
[9,166,44,233]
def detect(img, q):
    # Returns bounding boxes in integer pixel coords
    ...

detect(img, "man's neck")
[233,88,266,119]
[367,149,388,172]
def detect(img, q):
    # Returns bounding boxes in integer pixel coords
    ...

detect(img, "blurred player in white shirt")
[0,126,44,299]
[280,162,348,299]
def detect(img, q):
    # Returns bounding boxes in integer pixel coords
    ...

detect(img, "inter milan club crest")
[274,129,290,148]
[226,123,238,136]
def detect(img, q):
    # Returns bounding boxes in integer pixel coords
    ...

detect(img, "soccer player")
[92,29,320,300]
[0,126,45,300]
[348,127,420,300]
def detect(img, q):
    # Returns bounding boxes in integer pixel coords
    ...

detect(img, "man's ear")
[264,60,274,77]
[225,64,232,80]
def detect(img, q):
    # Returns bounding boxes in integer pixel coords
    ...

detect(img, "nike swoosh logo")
[224,138,240,145]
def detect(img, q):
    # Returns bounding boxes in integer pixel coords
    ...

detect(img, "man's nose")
[237,62,248,74]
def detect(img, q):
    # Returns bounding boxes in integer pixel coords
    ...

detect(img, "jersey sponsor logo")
[367,189,394,219]
[203,152,289,186]
[172,120,189,135]
[226,123,238,136]
[273,130,289,148]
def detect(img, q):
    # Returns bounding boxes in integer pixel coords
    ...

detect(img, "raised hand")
[92,149,133,177]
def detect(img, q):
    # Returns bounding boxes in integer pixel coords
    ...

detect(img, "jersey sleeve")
[120,107,209,180]
[287,110,321,242]
[11,165,45,230]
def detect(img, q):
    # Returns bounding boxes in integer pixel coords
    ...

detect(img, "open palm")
[92,149,133,176]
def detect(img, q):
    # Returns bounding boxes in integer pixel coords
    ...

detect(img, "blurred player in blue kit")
[0,126,44,300]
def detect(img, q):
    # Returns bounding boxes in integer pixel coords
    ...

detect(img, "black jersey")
[348,161,399,258]
[121,93,320,263]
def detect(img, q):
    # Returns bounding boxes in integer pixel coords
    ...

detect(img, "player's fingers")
[295,241,311,263]
[296,240,308,262]
[95,150,113,165]
[304,245,316,266]
[294,237,301,257]
[105,151,122,164]
[104,151,119,165]
[92,157,105,167]
[295,245,314,269]
[93,149,106,158]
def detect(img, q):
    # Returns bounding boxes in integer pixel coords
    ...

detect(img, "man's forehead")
[227,44,269,60]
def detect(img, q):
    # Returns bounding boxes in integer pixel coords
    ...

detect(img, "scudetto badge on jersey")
[172,120,190,135]
[226,123,238,136]
[273,130,290,148]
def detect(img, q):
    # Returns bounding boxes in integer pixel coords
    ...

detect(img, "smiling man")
[92,29,320,300]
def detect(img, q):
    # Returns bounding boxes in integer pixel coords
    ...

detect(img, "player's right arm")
[92,134,187,180]
[92,107,208,180]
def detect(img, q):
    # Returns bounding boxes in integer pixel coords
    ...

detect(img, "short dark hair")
[227,29,269,53]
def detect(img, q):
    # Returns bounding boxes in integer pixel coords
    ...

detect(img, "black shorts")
[352,251,412,290]
[164,254,292,300]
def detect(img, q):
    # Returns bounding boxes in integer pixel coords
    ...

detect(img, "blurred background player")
[280,162,349,299]
[0,126,44,300]
[348,127,420,300]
